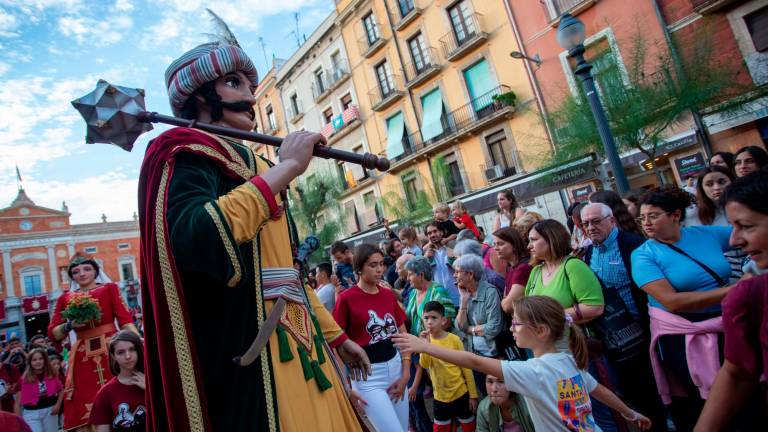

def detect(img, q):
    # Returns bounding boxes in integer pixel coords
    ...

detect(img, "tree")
[289,171,345,263]
[547,21,761,182]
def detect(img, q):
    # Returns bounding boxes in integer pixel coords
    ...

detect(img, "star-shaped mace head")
[71,79,153,151]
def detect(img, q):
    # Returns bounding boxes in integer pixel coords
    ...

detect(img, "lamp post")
[556,13,630,194]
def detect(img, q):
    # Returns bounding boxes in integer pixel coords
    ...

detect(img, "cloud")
[0,8,19,37]
[0,61,9,76]
[115,0,133,12]
[1,170,140,224]
[58,14,133,46]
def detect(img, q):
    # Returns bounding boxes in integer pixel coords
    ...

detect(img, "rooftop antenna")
[258,37,269,71]
[292,12,301,48]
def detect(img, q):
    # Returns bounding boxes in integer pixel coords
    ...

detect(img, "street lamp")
[556,13,630,194]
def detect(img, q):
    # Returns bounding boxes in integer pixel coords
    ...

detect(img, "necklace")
[543,260,562,277]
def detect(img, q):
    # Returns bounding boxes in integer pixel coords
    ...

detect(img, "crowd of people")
[302,144,768,432]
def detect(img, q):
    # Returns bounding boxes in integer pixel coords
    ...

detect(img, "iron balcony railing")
[368,74,404,109]
[288,99,303,121]
[439,12,485,60]
[311,62,351,101]
[386,84,513,163]
[403,47,441,85]
[358,25,385,56]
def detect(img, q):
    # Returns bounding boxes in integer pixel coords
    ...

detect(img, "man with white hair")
[581,202,668,431]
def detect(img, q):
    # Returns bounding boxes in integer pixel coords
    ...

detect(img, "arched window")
[19,267,45,296]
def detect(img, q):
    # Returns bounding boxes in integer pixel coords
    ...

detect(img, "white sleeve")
[500,359,541,398]
[582,370,598,392]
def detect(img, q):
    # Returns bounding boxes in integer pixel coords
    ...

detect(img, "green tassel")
[276,326,293,363]
[311,315,326,364]
[313,334,326,365]
[311,360,332,392]
[298,346,314,380]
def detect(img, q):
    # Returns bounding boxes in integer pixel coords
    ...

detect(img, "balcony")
[482,163,517,183]
[403,47,442,89]
[368,75,405,112]
[391,0,423,31]
[318,105,362,144]
[358,30,387,58]
[546,0,596,21]
[689,0,742,14]
[439,13,488,62]
[385,85,516,171]
[311,61,351,103]
[264,122,279,136]
[288,100,304,124]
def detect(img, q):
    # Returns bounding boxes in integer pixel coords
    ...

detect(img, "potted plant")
[492,91,517,108]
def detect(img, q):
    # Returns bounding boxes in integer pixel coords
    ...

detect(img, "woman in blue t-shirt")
[631,186,738,432]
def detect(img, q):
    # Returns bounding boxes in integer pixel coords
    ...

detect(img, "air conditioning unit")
[485,165,504,182]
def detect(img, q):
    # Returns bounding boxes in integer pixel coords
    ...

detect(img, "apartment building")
[252,60,287,162]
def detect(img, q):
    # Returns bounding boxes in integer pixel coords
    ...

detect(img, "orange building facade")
[0,189,140,342]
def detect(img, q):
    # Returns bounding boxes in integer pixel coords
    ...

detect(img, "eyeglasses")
[636,212,669,224]
[582,216,609,227]
[509,320,530,329]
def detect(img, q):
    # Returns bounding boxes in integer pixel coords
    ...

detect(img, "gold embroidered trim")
[243,182,273,228]
[253,240,278,431]
[280,302,313,352]
[327,330,346,344]
[155,163,205,432]
[183,144,252,180]
[195,130,254,178]
[203,202,242,288]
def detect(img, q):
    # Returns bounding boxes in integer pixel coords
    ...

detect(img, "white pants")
[351,352,409,432]
[22,405,58,432]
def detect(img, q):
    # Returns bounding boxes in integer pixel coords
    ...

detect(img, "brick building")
[0,188,140,342]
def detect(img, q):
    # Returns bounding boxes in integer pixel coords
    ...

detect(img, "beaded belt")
[262,268,306,304]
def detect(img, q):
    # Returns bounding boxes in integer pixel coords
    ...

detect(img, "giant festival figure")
[136,12,371,432]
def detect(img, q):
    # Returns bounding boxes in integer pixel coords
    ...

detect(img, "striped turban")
[165,42,259,116]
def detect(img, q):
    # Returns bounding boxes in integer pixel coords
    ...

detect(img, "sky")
[0,0,334,223]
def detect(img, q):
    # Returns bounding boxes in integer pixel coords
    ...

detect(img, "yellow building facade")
[334,0,552,234]
[252,60,286,162]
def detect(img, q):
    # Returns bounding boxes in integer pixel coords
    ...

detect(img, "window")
[386,111,407,159]
[421,88,446,142]
[323,107,334,125]
[331,51,343,75]
[408,32,428,73]
[345,201,360,233]
[118,243,130,250]
[403,175,419,208]
[363,191,375,209]
[375,61,394,96]
[290,94,300,117]
[362,13,380,45]
[336,161,347,186]
[120,261,135,281]
[341,93,353,111]
[59,266,69,286]
[745,6,768,52]
[448,1,476,45]
[314,68,326,94]
[266,105,277,130]
[464,58,497,111]
[353,145,368,180]
[20,269,44,296]
[398,0,415,18]
[84,246,98,254]
[445,153,465,196]
[486,130,512,170]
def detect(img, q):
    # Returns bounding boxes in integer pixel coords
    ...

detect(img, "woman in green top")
[476,373,534,432]
[404,256,456,335]
[524,219,604,323]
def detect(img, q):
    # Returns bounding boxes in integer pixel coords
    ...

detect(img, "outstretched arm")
[590,384,651,430]
[391,333,502,378]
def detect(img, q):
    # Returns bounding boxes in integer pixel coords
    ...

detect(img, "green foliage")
[61,293,102,324]
[430,155,454,203]
[492,91,518,107]
[547,20,758,177]
[289,170,345,262]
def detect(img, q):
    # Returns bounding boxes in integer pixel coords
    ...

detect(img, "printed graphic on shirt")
[365,310,398,344]
[0,378,6,398]
[38,380,47,396]
[113,403,147,431]
[556,374,596,431]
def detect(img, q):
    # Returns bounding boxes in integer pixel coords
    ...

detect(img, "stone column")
[67,242,75,258]
[47,245,58,293]
[2,249,13,297]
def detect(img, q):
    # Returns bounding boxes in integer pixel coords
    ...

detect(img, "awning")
[464,59,497,111]
[386,111,405,159]
[421,88,444,141]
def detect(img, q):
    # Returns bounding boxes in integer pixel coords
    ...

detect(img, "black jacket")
[583,230,649,327]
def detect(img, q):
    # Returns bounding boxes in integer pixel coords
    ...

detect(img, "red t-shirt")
[454,214,480,238]
[89,377,146,431]
[0,364,20,412]
[504,261,533,296]
[333,285,406,348]
[722,274,768,399]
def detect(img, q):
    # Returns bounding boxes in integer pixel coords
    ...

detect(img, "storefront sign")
[571,184,594,202]
[21,295,49,316]
[656,133,697,155]
[674,152,707,179]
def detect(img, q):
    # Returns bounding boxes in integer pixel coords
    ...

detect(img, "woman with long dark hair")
[333,243,410,431]
[89,331,146,431]
[492,190,526,233]
[734,146,768,178]
[709,151,734,174]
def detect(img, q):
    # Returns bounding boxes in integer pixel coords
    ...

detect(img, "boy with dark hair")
[419,301,478,432]
[315,263,336,312]
[331,241,356,289]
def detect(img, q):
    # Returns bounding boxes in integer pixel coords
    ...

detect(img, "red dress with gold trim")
[48,283,133,431]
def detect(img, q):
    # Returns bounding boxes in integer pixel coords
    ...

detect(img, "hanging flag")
[332,114,344,130]
[16,165,22,182]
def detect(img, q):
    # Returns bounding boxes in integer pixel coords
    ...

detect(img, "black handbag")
[563,257,647,363]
